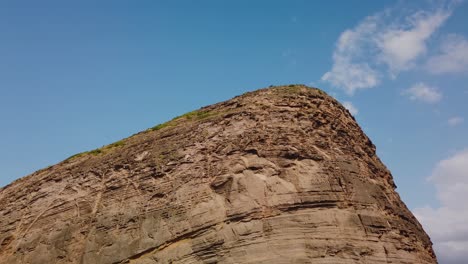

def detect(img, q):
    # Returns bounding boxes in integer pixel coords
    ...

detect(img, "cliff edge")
[0,85,436,263]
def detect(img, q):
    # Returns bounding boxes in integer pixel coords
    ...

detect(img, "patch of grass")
[272,84,328,97]
[106,140,125,149]
[65,152,86,160]
[274,84,304,95]
[149,122,172,131]
[64,140,126,161]
[88,148,103,155]
[176,110,217,121]
[149,109,219,132]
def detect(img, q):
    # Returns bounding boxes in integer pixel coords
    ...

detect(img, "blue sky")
[0,1,467,263]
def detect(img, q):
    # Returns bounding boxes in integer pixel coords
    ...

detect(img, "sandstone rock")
[0,85,436,263]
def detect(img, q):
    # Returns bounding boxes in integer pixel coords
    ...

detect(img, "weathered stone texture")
[0,85,436,263]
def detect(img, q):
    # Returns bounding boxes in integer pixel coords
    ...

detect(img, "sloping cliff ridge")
[0,85,436,263]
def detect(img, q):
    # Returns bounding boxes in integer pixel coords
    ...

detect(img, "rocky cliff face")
[0,85,436,264]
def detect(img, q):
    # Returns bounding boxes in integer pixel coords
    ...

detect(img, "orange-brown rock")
[0,85,436,263]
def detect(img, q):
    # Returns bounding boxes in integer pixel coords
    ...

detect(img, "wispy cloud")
[414,149,468,264]
[342,101,358,116]
[427,34,468,74]
[321,15,381,95]
[322,4,453,94]
[402,83,442,103]
[448,116,464,126]
[376,10,450,75]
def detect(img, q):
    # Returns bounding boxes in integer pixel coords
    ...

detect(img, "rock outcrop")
[0,85,436,263]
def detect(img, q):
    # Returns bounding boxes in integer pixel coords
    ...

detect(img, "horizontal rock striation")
[0,85,436,263]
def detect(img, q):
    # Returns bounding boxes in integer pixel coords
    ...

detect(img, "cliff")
[0,85,436,263]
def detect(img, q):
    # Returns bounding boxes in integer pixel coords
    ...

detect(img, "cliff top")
[1,84,350,190]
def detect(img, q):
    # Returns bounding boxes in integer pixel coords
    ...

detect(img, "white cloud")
[322,4,453,94]
[321,15,381,95]
[448,116,464,126]
[321,61,379,95]
[376,10,450,75]
[414,149,468,264]
[403,83,442,103]
[342,101,358,115]
[427,34,468,74]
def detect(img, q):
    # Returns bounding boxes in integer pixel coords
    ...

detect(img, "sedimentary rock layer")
[0,85,436,263]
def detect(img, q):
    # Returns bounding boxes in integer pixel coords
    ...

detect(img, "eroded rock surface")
[0,85,436,263]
